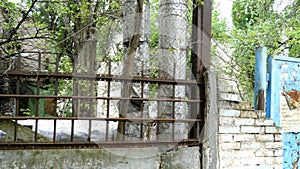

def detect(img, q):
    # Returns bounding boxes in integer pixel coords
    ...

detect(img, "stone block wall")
[218,90,283,168]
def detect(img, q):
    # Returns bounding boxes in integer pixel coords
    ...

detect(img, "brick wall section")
[218,94,283,169]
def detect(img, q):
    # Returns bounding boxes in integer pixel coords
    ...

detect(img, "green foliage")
[222,0,300,101]
[211,4,228,42]
[20,108,31,116]
[211,2,230,67]
[232,0,275,29]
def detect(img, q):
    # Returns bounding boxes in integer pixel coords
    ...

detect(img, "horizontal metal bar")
[0,70,203,85]
[0,117,202,122]
[0,94,204,103]
[0,139,200,150]
[20,50,63,55]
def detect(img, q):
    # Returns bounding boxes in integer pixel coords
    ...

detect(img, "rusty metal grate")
[0,51,205,149]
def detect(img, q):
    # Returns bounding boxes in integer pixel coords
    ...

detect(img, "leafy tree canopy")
[227,0,300,101]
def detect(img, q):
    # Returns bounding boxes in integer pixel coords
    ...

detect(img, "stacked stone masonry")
[218,96,283,169]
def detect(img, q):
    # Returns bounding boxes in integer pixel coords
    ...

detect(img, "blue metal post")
[254,47,267,110]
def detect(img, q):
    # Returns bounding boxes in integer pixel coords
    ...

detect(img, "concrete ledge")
[0,147,200,169]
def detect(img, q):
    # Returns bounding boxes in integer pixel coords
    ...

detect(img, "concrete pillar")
[203,70,219,169]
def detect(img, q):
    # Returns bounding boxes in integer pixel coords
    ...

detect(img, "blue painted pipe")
[254,47,267,110]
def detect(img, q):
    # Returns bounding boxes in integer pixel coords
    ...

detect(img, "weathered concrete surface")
[202,71,219,169]
[160,147,200,169]
[0,147,200,169]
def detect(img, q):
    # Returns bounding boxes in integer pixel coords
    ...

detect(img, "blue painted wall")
[283,133,300,168]
[267,55,300,168]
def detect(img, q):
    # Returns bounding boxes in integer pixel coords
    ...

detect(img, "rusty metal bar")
[15,79,20,117]
[34,52,42,142]
[53,119,57,143]
[14,51,21,142]
[34,120,39,142]
[0,139,200,150]
[190,0,201,141]
[14,119,17,142]
[189,0,212,141]
[52,53,60,143]
[20,50,65,55]
[88,119,92,142]
[72,53,78,118]
[0,116,202,122]
[0,94,204,103]
[0,70,203,85]
[71,119,74,142]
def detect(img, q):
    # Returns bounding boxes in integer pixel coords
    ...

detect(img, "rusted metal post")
[189,0,212,140]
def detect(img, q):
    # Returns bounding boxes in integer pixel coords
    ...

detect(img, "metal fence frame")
[0,51,204,149]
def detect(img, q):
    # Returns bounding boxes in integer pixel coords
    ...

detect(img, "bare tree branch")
[0,0,38,46]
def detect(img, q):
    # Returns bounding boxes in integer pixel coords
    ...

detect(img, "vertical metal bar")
[14,119,18,142]
[72,83,77,117]
[199,0,211,148]
[254,47,267,110]
[71,54,76,142]
[156,63,161,140]
[38,52,41,72]
[189,0,201,140]
[88,119,92,142]
[140,62,145,138]
[72,54,78,118]
[189,0,212,141]
[35,52,42,142]
[15,53,21,115]
[14,51,21,142]
[34,119,39,142]
[200,0,212,70]
[71,119,74,142]
[53,53,60,142]
[54,53,60,107]
[53,119,57,143]
[172,63,176,140]
[106,61,111,141]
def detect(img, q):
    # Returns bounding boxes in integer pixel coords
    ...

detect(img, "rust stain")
[293,155,300,169]
[284,89,300,110]
[45,98,57,117]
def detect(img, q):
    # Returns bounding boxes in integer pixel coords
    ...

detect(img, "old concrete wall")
[0,147,200,169]
[218,76,283,169]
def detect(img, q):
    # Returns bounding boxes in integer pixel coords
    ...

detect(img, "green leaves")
[225,0,300,101]
[212,0,299,101]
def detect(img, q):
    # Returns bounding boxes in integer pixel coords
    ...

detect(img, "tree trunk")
[117,0,150,140]
[71,1,99,118]
[158,0,188,140]
[73,39,97,117]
